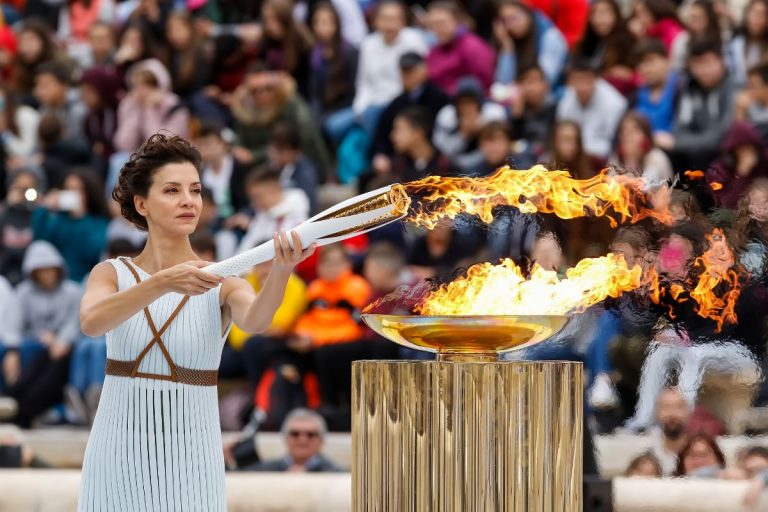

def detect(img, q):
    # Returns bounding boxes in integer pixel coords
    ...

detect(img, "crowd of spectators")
[0,0,766,491]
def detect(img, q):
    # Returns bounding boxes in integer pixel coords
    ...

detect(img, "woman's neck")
[133,232,198,274]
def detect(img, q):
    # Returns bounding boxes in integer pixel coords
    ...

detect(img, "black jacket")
[371,82,449,158]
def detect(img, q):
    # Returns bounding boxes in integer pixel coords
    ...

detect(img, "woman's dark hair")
[14,18,57,93]
[117,22,158,66]
[688,0,722,49]
[496,0,539,76]
[165,11,208,96]
[311,1,354,108]
[0,84,20,136]
[262,0,313,74]
[112,133,203,231]
[576,0,637,70]
[641,0,681,24]
[674,433,726,476]
[66,168,110,218]
[742,0,768,38]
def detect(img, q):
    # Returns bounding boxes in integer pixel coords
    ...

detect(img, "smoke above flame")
[397,165,672,229]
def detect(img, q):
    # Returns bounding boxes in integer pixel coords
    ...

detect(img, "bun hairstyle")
[112,132,203,231]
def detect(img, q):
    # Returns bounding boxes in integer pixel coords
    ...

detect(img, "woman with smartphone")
[77,133,314,511]
[33,169,110,283]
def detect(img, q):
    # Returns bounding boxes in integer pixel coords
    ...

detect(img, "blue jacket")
[32,207,108,283]
[635,71,679,134]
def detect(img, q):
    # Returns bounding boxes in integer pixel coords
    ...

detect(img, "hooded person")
[112,58,189,153]
[706,121,768,210]
[0,240,83,427]
[230,62,332,178]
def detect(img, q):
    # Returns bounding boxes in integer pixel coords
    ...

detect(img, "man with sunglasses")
[243,408,341,472]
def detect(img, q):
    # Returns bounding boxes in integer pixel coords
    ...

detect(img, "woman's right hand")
[155,261,224,296]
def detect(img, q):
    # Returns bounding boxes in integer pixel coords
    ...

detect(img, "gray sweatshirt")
[1,240,82,347]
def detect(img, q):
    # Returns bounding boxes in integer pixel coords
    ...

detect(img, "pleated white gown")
[78,258,230,512]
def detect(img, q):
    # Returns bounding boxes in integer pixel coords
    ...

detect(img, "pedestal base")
[352,360,582,511]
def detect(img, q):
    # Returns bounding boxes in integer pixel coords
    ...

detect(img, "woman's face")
[79,83,100,110]
[120,27,144,56]
[634,2,653,31]
[135,163,202,236]
[704,230,735,274]
[499,4,532,39]
[747,1,768,37]
[429,7,459,44]
[748,186,768,222]
[590,1,617,37]
[555,125,580,161]
[686,4,709,36]
[375,3,406,42]
[246,71,277,108]
[63,174,87,211]
[619,118,647,157]
[166,16,192,50]
[683,439,720,475]
[658,234,694,277]
[18,30,44,64]
[628,458,661,478]
[312,8,338,44]
[669,204,688,223]
[262,5,285,39]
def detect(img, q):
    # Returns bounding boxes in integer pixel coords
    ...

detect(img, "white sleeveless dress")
[78,258,231,512]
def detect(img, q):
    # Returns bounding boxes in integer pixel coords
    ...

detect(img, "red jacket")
[526,0,588,48]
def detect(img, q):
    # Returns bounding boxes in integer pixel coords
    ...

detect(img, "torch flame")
[710,182,724,191]
[400,165,672,229]
[684,170,705,180]
[416,254,642,316]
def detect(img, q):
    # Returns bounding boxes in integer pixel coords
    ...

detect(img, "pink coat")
[113,59,189,152]
[427,30,495,95]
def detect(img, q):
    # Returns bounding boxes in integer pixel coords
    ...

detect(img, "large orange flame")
[416,254,643,316]
[400,165,672,229]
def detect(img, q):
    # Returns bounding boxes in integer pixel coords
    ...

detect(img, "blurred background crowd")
[0,0,767,497]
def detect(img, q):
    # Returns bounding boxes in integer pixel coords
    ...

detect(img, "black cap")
[399,51,425,71]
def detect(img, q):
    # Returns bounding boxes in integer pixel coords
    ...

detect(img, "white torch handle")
[204,186,404,277]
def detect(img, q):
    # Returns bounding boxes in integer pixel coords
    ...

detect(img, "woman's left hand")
[273,230,315,273]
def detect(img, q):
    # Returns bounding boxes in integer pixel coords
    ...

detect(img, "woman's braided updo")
[112,133,203,231]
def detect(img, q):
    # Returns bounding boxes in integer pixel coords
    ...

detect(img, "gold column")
[352,361,582,512]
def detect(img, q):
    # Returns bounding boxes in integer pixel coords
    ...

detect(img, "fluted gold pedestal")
[352,361,582,512]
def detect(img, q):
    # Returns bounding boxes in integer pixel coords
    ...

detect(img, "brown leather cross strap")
[103,257,218,387]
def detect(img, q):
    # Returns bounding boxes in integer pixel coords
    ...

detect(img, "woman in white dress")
[77,133,313,511]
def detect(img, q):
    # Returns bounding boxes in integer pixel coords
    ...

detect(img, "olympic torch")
[203,185,410,277]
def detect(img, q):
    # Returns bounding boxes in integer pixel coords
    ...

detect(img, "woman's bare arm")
[80,260,223,337]
[222,231,314,335]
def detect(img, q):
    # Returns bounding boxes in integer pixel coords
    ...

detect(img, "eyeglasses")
[249,85,274,95]
[288,430,320,439]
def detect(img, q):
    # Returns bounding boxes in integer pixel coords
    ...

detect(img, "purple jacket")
[427,30,495,95]
[706,121,768,209]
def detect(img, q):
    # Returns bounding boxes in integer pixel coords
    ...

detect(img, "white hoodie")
[235,188,310,255]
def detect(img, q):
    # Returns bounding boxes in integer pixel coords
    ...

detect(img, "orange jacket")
[293,270,372,347]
